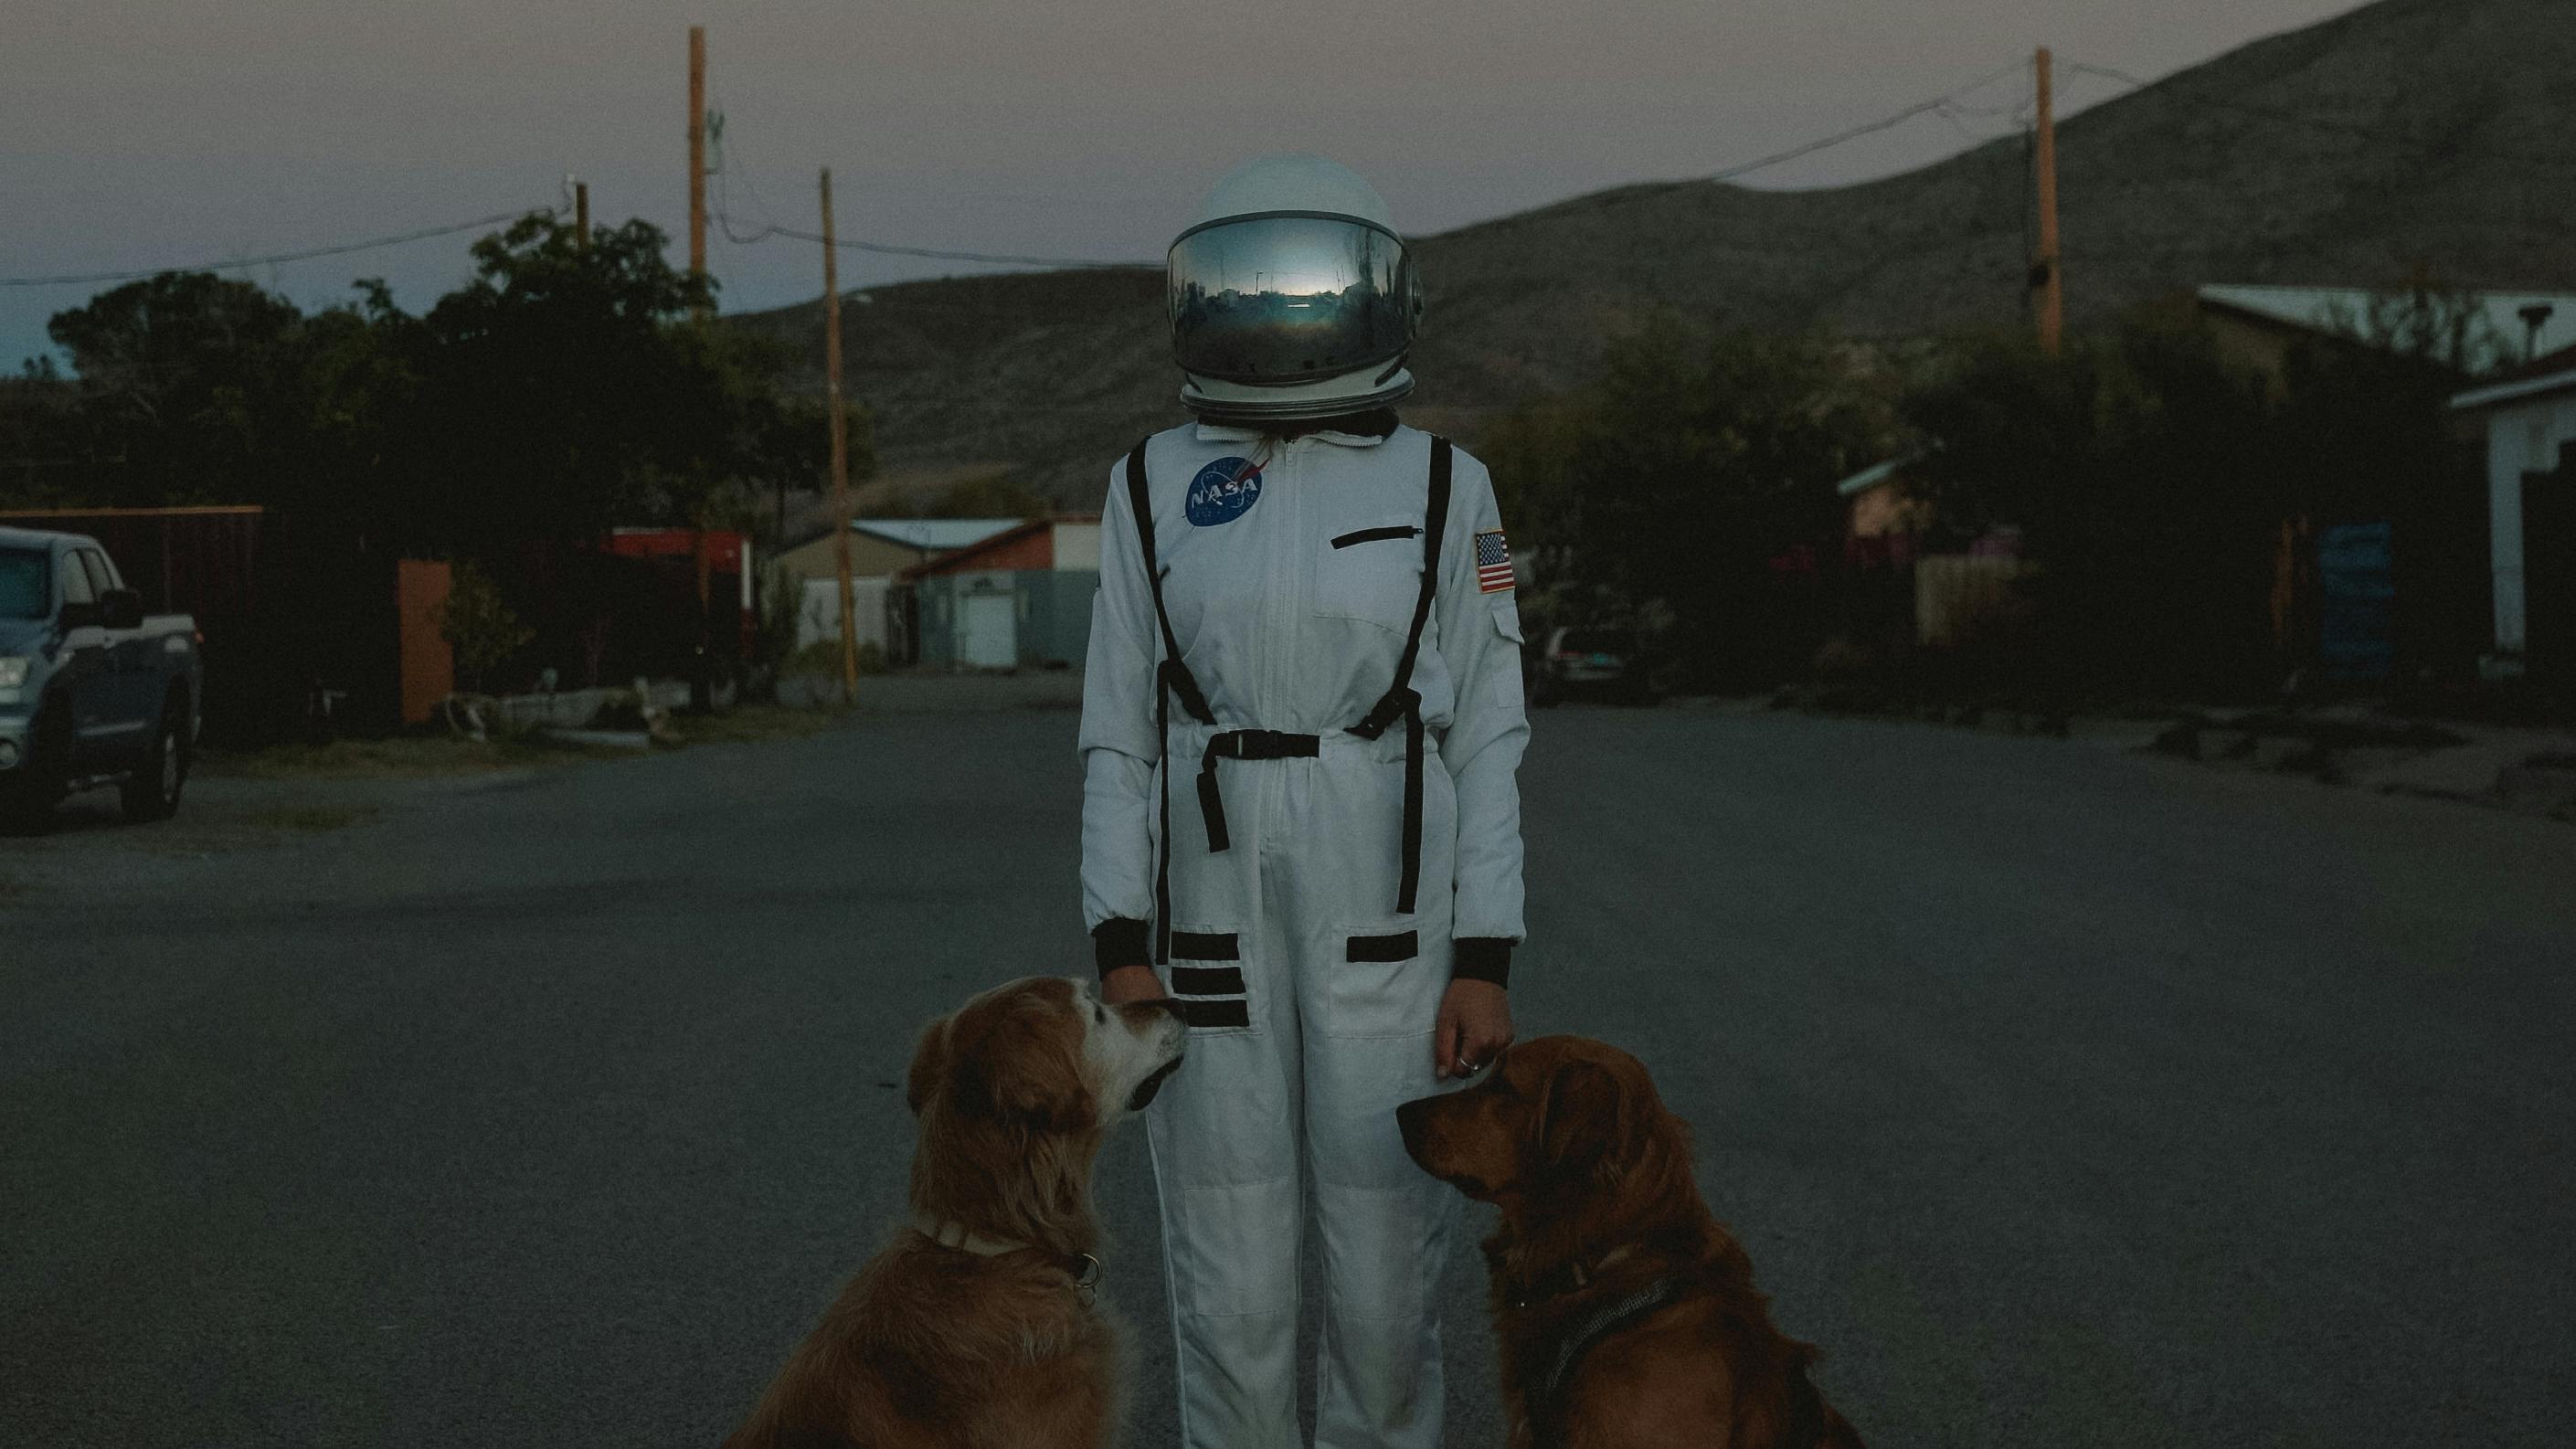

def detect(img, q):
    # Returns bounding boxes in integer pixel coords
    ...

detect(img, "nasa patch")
[1185,457,1266,527]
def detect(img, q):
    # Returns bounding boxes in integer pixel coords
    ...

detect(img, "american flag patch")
[1475,529,1514,593]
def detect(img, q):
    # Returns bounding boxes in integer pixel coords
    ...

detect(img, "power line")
[1696,56,2032,185]
[709,58,2043,272]
[0,206,555,289]
[707,95,788,249]
[704,105,1150,269]
[28,48,2544,302]
[710,56,2056,274]
[715,202,1150,270]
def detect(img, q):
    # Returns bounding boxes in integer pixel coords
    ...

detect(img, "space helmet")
[1166,154,1423,425]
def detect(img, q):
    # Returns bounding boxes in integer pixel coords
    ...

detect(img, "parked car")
[1527,625,1656,706]
[0,527,204,828]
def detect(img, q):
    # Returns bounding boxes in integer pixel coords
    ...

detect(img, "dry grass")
[196,703,845,780]
[197,733,613,781]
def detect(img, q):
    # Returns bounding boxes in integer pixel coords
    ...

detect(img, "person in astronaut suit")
[1079,153,1530,1449]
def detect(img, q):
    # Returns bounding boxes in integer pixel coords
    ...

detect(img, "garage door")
[961,592,1017,670]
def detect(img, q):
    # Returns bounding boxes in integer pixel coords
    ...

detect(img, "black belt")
[1196,729,1320,853]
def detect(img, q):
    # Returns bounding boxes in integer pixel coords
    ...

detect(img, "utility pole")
[575,180,590,255]
[822,168,861,704]
[684,26,714,706]
[687,25,709,323]
[2031,45,2063,357]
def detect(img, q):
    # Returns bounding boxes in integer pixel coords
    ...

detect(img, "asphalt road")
[5,695,2573,1447]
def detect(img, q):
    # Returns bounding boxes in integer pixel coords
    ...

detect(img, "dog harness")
[1124,434,1453,964]
[1522,1276,1685,1449]
[1520,1270,1832,1449]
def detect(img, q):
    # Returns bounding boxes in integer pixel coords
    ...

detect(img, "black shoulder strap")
[1125,439,1215,726]
[1351,435,1452,741]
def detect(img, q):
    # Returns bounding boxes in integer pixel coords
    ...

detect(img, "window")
[58,550,95,606]
[1561,629,1632,655]
[77,550,116,599]
[0,549,47,620]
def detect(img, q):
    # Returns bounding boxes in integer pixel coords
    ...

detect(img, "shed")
[1828,453,2028,650]
[1836,456,1932,549]
[2197,284,2576,386]
[905,516,1103,670]
[2451,345,2576,682]
[771,518,1022,585]
[772,519,1023,666]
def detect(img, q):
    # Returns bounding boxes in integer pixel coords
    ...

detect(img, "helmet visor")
[1168,214,1419,386]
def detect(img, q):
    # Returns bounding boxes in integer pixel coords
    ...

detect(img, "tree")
[22,213,843,561]
[1489,321,1894,688]
[43,272,309,506]
[404,215,746,554]
[1903,317,2284,698]
[0,358,93,509]
[438,561,535,693]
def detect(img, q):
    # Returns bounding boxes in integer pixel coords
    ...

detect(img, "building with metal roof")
[2198,284,2576,381]
[2451,344,2576,679]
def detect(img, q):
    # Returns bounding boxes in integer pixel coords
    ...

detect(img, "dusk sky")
[5,0,2365,365]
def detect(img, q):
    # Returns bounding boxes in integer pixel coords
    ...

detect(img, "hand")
[1433,979,1513,1080]
[1100,964,1167,1006]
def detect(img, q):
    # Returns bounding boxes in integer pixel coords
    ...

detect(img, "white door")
[960,592,1017,669]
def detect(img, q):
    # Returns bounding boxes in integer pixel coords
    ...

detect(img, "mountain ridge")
[734,0,2576,504]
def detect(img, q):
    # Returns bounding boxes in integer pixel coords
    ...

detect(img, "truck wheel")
[120,702,188,823]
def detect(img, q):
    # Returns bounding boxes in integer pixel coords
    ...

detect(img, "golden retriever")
[1397,1035,1862,1449]
[721,977,1186,1449]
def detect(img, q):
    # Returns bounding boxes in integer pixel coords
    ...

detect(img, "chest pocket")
[1312,517,1425,633]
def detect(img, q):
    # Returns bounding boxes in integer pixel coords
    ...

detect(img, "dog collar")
[911,1213,1103,1305]
[1508,1244,1637,1311]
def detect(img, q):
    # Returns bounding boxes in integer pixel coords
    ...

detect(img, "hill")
[733,0,2576,505]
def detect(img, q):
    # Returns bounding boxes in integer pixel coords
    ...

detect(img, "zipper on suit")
[1266,441,1305,851]
[1278,440,1302,724]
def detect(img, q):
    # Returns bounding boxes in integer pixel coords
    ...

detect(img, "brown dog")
[1397,1036,1862,1449]
[721,977,1186,1449]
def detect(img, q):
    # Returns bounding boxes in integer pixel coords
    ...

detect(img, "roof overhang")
[2450,366,2576,413]
[1834,453,1927,498]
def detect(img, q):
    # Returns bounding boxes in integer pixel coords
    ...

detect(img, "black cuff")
[1092,918,1151,979]
[1452,937,1514,989]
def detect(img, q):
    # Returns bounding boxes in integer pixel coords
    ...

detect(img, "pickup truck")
[0,526,204,828]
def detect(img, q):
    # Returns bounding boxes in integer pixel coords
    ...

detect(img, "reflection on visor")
[1168,214,1420,386]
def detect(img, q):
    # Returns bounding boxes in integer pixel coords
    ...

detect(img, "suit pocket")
[1316,918,1449,1039]
[1312,516,1425,633]
[1164,925,1253,1034]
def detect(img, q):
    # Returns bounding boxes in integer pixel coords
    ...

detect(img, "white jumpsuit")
[1079,419,1530,1449]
